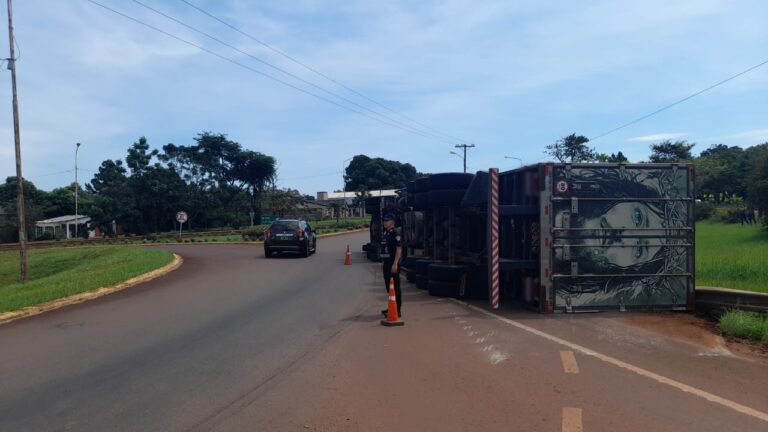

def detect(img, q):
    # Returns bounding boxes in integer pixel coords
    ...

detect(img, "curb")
[0,253,184,327]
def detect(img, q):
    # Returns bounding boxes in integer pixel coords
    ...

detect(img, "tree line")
[0,132,291,241]
[546,133,768,216]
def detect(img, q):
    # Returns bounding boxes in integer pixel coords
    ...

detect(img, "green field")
[696,222,768,293]
[0,247,174,313]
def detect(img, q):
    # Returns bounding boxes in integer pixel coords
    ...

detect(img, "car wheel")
[264,247,272,258]
[301,242,310,257]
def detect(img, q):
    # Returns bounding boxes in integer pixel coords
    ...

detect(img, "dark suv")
[264,219,317,258]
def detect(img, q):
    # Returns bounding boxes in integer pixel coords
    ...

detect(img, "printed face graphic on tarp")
[551,167,692,311]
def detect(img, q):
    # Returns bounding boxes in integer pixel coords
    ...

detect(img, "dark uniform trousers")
[382,259,401,314]
[381,226,402,314]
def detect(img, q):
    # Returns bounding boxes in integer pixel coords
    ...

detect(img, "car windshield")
[271,221,299,231]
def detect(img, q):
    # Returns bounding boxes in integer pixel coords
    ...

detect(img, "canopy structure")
[35,215,92,239]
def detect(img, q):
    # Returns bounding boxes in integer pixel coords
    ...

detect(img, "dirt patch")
[623,312,768,361]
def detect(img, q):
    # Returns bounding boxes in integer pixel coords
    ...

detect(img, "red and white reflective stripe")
[389,295,397,301]
[489,168,500,309]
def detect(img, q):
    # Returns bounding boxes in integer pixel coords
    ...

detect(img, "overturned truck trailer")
[396,163,696,313]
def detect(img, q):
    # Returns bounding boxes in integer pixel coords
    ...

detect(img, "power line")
[85,0,453,144]
[591,57,768,141]
[178,0,466,144]
[130,0,456,144]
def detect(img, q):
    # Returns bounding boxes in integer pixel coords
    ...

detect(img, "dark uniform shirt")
[380,227,401,262]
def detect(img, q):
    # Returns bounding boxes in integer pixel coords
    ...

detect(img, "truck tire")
[402,256,420,270]
[416,274,429,290]
[414,177,429,193]
[461,269,489,300]
[415,259,443,275]
[413,193,428,209]
[406,270,416,283]
[428,263,470,282]
[428,280,460,298]
[427,189,466,207]
[428,173,474,190]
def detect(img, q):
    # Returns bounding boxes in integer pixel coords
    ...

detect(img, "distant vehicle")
[264,219,317,258]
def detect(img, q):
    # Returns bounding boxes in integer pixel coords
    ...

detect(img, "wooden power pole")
[7,0,28,282]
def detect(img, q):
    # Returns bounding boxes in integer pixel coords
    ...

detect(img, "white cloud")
[628,133,687,142]
[723,129,768,141]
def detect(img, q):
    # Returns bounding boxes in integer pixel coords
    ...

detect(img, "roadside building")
[316,190,398,218]
[35,215,93,239]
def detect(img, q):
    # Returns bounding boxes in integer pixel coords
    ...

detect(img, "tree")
[86,159,135,235]
[344,155,418,191]
[126,137,159,176]
[695,144,747,202]
[545,134,595,162]
[608,151,629,163]
[649,140,695,163]
[745,143,768,215]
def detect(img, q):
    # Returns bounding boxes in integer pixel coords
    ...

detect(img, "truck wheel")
[406,270,417,283]
[428,280,460,298]
[428,263,470,282]
[415,259,443,275]
[428,173,474,190]
[427,189,466,207]
[462,269,489,300]
[414,177,429,193]
[413,193,428,209]
[415,274,429,290]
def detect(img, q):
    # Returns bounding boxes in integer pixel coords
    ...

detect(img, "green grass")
[718,310,768,344]
[0,247,174,313]
[696,221,768,293]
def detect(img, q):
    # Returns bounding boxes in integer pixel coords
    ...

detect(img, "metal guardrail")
[696,287,768,314]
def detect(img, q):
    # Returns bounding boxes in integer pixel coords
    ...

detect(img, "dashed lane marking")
[562,407,583,432]
[451,299,768,424]
[560,350,580,374]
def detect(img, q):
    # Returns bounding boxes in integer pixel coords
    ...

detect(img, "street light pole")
[75,142,81,238]
[7,0,27,282]
[504,156,523,167]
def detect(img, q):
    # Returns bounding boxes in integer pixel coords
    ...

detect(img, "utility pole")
[7,0,27,282]
[75,142,81,238]
[454,144,475,173]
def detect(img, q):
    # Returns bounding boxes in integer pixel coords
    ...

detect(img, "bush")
[241,227,265,241]
[36,232,56,241]
[695,202,715,221]
[718,310,768,343]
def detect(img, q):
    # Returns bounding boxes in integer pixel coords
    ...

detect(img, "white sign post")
[176,211,188,240]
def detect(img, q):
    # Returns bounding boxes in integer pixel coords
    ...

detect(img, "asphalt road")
[0,232,377,432]
[2,230,767,431]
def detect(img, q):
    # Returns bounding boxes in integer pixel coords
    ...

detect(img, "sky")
[0,0,766,195]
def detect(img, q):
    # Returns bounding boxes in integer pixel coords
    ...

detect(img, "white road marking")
[451,299,768,424]
[560,350,580,374]
[562,407,583,432]
[489,351,509,365]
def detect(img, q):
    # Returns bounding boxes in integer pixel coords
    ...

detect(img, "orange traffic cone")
[381,278,404,327]
[344,245,352,265]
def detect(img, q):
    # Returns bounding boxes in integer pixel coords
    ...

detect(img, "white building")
[35,215,93,239]
[315,190,398,218]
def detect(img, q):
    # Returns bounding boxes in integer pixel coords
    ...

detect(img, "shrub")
[695,202,715,221]
[241,227,265,241]
[718,310,768,342]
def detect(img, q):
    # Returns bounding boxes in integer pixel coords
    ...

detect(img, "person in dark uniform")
[380,214,403,317]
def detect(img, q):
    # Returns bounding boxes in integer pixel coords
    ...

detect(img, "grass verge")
[0,247,174,313]
[718,310,768,344]
[696,221,768,293]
